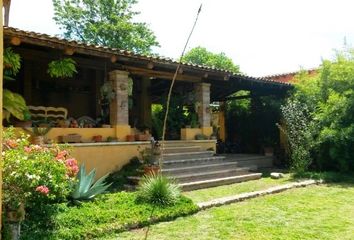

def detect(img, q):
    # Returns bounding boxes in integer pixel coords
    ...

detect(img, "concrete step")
[163,156,226,167]
[224,155,273,168]
[162,151,214,161]
[162,161,240,175]
[161,145,201,154]
[180,173,262,191]
[171,166,257,183]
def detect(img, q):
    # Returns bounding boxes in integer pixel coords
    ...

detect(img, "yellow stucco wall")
[47,128,117,142]
[71,142,150,178]
[70,140,216,178]
[30,126,133,143]
[180,127,213,140]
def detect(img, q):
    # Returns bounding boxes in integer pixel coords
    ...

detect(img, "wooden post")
[1,0,4,228]
[218,102,226,142]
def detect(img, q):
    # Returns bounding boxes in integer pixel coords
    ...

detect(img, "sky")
[8,0,354,77]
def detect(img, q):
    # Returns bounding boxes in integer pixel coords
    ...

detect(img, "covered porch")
[4,27,291,177]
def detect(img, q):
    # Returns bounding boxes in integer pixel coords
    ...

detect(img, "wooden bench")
[28,106,68,121]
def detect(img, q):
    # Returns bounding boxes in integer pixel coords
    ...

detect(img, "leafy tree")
[282,48,354,172]
[52,0,159,54]
[182,46,240,73]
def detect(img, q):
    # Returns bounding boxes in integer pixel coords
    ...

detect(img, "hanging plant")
[47,58,77,78]
[3,47,21,80]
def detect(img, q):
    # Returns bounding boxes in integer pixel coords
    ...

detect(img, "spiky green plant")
[137,174,181,206]
[71,164,111,201]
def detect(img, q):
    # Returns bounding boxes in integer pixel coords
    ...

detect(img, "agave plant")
[137,173,181,206]
[71,164,111,201]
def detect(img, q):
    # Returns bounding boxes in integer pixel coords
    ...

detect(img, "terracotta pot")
[126,134,135,142]
[135,134,150,141]
[143,165,160,175]
[92,135,103,142]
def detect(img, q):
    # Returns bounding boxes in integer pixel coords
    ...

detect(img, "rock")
[270,172,284,179]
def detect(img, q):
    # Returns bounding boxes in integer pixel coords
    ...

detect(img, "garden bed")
[20,192,198,240]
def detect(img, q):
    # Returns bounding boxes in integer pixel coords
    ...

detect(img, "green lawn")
[184,174,293,203]
[109,183,354,240]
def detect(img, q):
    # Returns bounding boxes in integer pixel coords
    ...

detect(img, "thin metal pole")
[160,4,203,168]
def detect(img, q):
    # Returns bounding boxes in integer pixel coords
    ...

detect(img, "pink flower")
[35,185,49,195]
[65,158,79,177]
[6,139,18,148]
[24,146,32,153]
[56,150,69,161]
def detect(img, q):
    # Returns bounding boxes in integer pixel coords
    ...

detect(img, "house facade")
[4,27,291,177]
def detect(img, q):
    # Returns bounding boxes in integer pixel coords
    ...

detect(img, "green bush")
[282,48,354,172]
[279,99,314,173]
[21,192,198,239]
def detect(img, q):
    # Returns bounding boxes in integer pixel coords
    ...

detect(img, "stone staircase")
[129,142,273,191]
[162,142,270,191]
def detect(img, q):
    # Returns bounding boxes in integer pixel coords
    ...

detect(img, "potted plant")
[139,147,160,175]
[3,48,29,124]
[23,126,52,145]
[47,58,77,78]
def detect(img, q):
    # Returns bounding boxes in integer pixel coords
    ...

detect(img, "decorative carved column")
[195,83,213,137]
[195,82,211,127]
[109,70,131,140]
[109,70,129,125]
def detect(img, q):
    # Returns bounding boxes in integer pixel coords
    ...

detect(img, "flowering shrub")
[2,128,78,210]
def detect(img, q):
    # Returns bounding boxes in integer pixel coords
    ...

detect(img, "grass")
[108,183,354,240]
[20,192,198,240]
[184,174,293,203]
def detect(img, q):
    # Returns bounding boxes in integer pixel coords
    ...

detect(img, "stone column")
[195,83,213,137]
[109,70,131,140]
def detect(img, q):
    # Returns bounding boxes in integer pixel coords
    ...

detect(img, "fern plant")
[47,58,77,78]
[71,164,111,201]
[3,47,21,80]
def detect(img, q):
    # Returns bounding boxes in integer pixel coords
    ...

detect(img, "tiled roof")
[4,26,291,86]
[263,68,317,80]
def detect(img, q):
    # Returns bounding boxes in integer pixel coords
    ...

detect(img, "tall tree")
[52,0,159,54]
[182,46,240,73]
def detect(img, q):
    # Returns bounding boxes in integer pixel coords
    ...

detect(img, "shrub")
[279,99,314,173]
[287,48,354,172]
[2,128,78,210]
[137,174,181,206]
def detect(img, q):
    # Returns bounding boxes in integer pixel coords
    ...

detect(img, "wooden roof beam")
[124,66,201,82]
